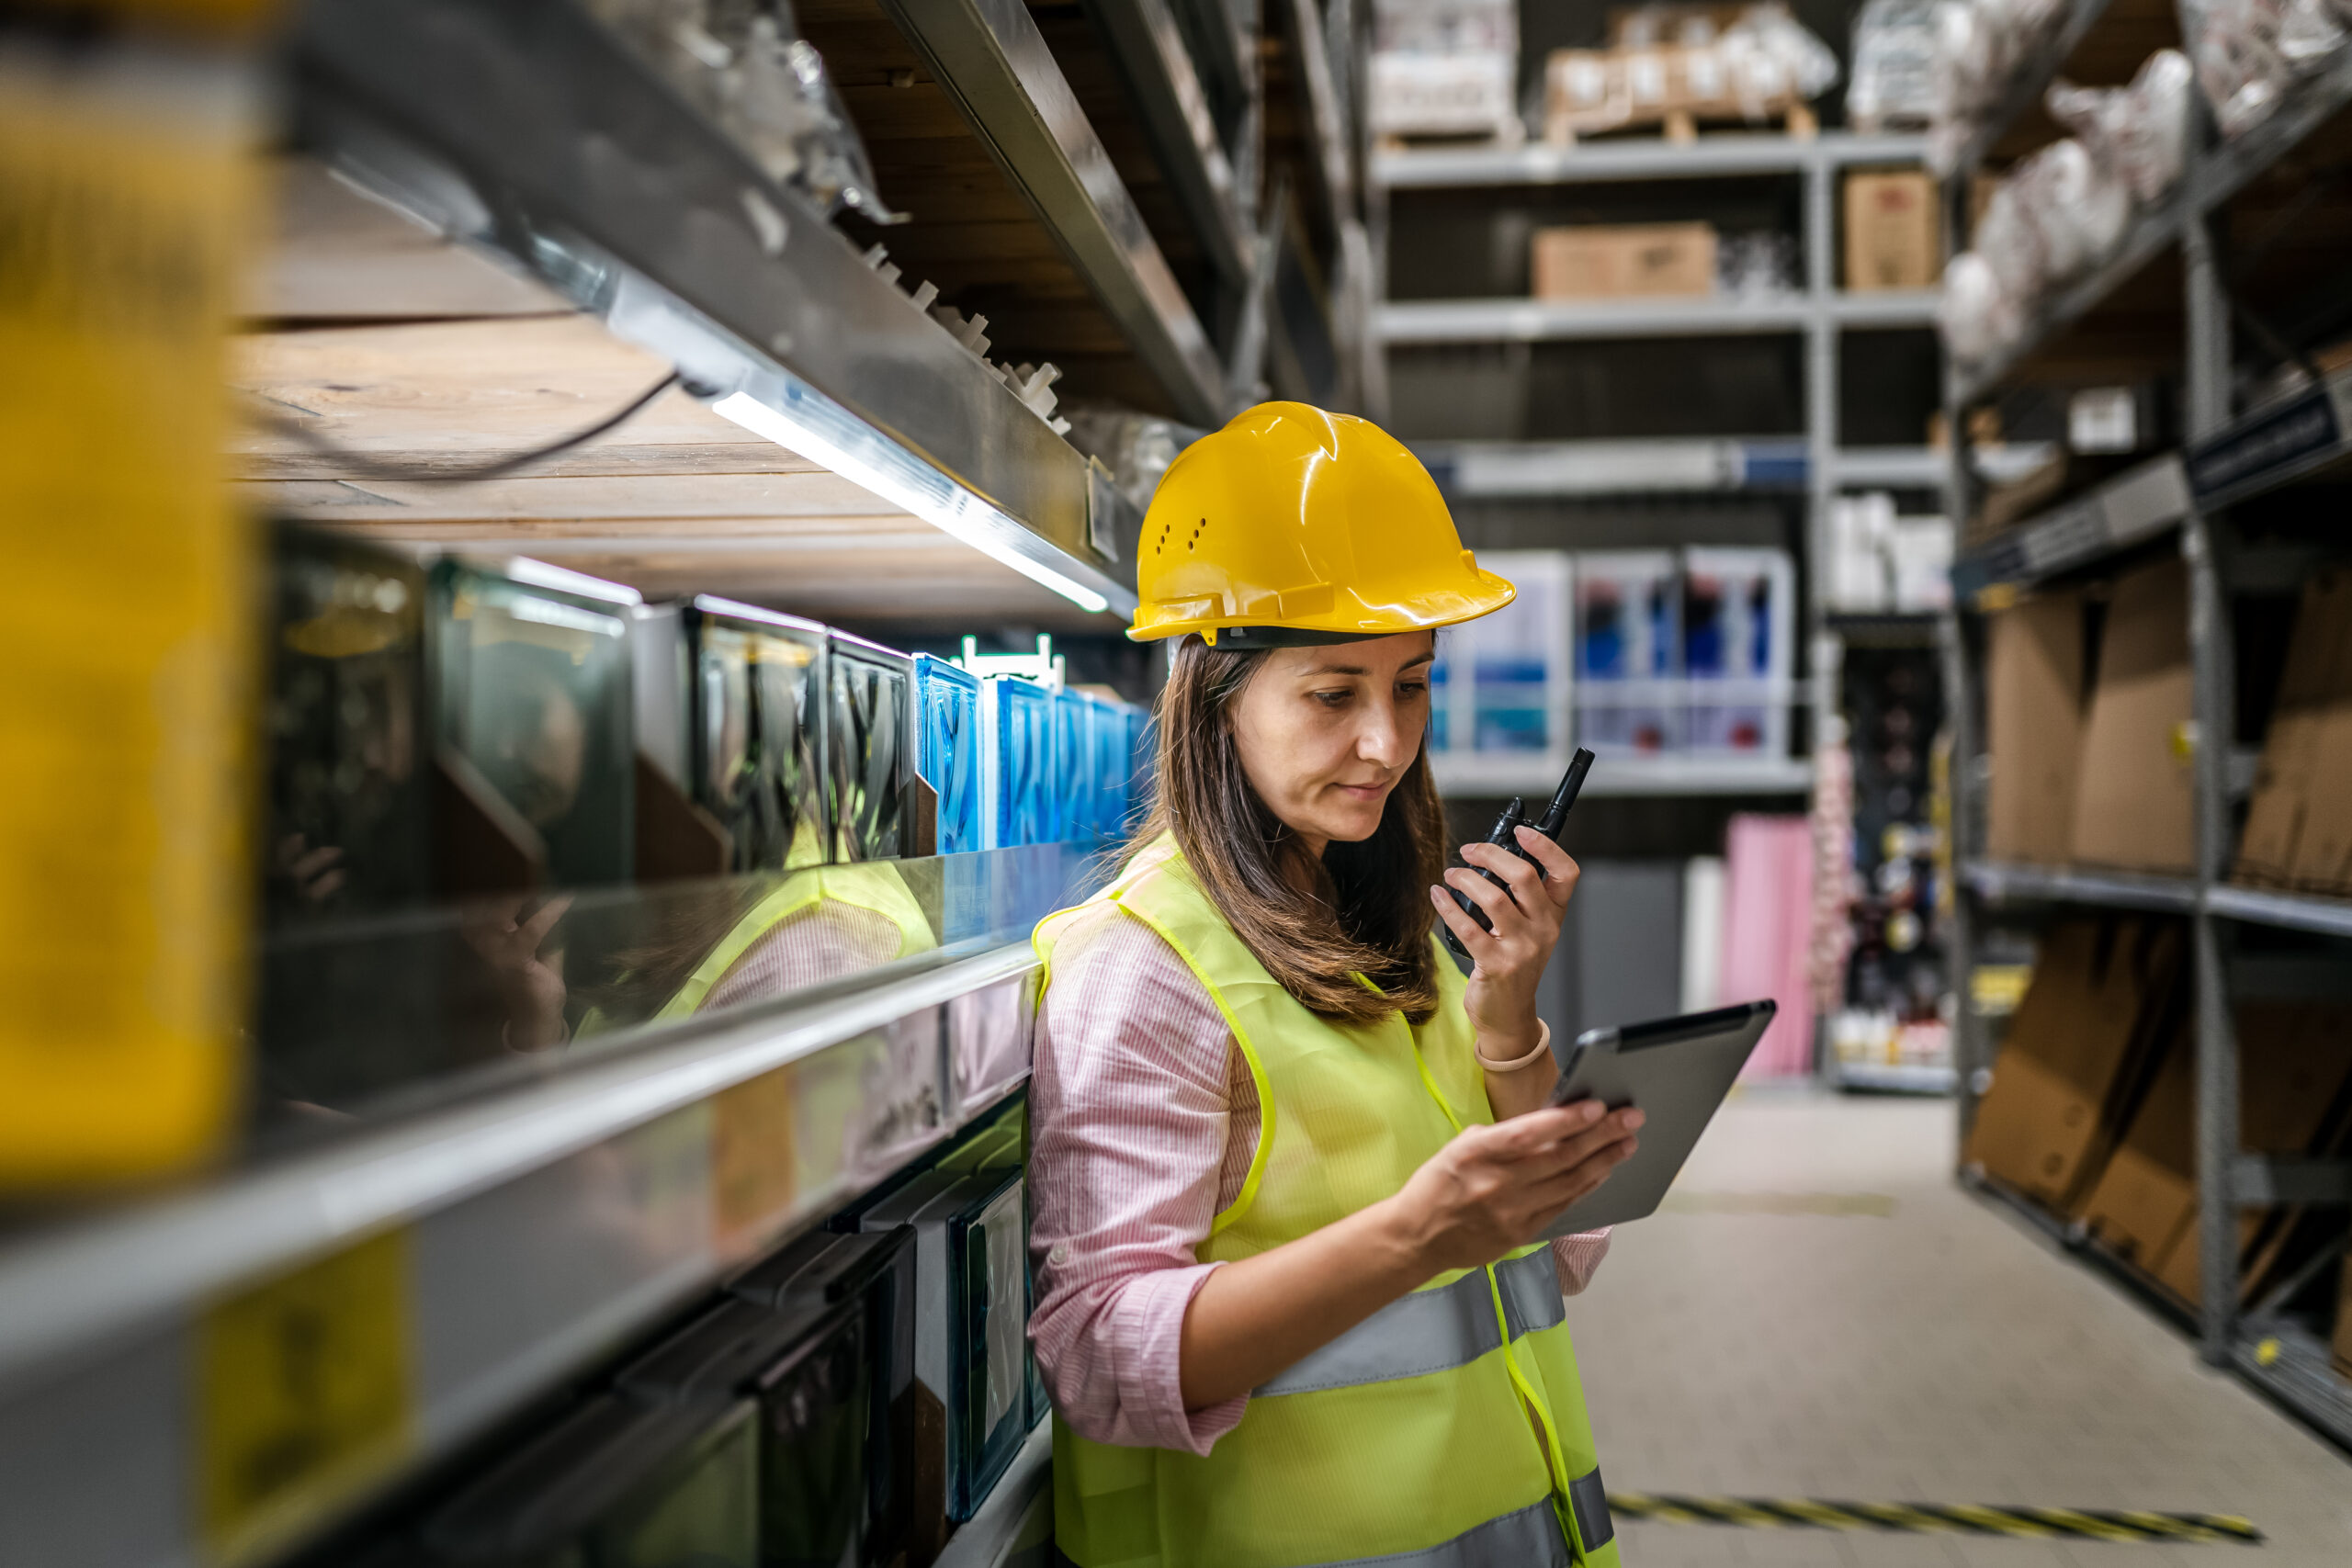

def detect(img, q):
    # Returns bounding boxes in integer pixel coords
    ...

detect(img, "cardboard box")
[1964,917,2186,1212]
[1532,223,1716,299]
[1845,170,1941,290]
[2235,566,2352,897]
[1984,592,2086,864]
[2092,1003,2352,1304]
[2081,1020,2196,1278]
[2071,558,2195,874]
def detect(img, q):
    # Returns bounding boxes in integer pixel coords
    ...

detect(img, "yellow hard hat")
[1128,401,1515,645]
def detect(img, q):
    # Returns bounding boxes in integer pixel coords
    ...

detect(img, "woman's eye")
[1311,689,1351,708]
[1397,681,1430,700]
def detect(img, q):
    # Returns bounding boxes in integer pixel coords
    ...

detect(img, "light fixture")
[710,388,1114,616]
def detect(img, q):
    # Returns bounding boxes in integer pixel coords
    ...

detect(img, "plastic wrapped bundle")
[1849,0,1940,130]
[2018,137,2132,281]
[586,0,899,220]
[2180,0,2294,137]
[2047,50,2194,206]
[1973,177,2046,307]
[1717,3,1841,118]
[1937,250,2017,365]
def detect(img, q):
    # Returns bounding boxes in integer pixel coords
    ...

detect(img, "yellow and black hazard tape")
[1608,1493,2263,1546]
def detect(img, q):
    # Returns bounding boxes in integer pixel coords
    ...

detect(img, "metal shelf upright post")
[1940,0,2352,1445]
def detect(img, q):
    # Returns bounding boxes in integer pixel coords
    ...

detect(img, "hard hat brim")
[1125,567,1517,645]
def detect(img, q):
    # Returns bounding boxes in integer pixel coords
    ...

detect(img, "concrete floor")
[1566,1088,2352,1568]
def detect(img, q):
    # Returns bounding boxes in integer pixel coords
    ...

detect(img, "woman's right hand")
[1382,1101,1643,1276]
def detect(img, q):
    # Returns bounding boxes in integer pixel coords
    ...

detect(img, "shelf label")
[2187,385,2341,501]
[198,1229,413,1567]
[713,1066,798,1256]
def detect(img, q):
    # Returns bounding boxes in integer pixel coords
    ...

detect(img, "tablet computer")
[1536,998,1776,1239]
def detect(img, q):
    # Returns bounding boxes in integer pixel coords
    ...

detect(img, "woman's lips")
[1334,780,1390,801]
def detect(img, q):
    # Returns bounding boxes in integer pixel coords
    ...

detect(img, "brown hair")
[1126,635,1450,1025]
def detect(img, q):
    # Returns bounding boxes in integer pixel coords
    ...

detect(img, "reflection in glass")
[422,1396,757,1568]
[756,1301,871,1568]
[684,599,829,874]
[828,633,910,863]
[433,558,639,891]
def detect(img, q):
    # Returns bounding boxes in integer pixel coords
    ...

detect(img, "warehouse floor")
[1567,1088,2352,1567]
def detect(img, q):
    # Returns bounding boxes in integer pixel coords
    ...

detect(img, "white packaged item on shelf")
[1849,0,1940,130]
[2047,51,2195,209]
[2027,137,2132,279]
[1369,51,1521,138]
[1430,550,1574,758]
[2181,0,2295,137]
[1369,0,1520,139]
[1829,491,1897,611]
[2118,49,2195,202]
[1681,547,1793,755]
[1972,177,2045,303]
[1574,550,1681,755]
[1937,250,2016,364]
[1373,0,1515,54]
[1889,515,1956,610]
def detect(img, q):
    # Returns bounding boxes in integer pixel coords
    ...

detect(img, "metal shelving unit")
[1374,129,1932,188]
[0,930,1051,1568]
[1417,437,2053,498]
[1942,5,2352,1448]
[1432,752,1815,798]
[0,0,1378,1560]
[1375,289,1940,344]
[1374,127,1949,801]
[877,0,1231,423]
[291,0,1142,617]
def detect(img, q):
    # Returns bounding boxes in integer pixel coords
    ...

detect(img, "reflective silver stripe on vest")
[1323,1496,1571,1568]
[1255,1248,1565,1397]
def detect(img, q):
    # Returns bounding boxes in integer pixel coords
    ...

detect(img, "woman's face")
[1230,631,1434,853]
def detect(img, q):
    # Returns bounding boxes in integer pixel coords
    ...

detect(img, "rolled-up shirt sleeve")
[1027,909,1250,1453]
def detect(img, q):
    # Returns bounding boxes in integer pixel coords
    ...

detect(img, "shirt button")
[1049,1245,1070,1265]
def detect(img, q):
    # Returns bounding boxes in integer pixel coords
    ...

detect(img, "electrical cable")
[249,369,684,483]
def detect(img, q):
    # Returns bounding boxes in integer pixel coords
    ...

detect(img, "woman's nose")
[1357,702,1408,768]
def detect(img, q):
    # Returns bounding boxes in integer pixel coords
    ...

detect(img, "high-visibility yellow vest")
[1034,840,1619,1568]
[655,861,938,1021]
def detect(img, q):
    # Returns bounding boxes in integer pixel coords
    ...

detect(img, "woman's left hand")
[1430,826,1579,1070]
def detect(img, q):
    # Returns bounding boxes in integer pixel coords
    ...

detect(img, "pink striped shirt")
[1028,900,1611,1455]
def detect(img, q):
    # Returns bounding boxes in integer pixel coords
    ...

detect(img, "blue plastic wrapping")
[978,676,1052,849]
[911,654,981,855]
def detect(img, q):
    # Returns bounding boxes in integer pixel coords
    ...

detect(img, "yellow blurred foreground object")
[1127,401,1516,646]
[0,42,260,1183]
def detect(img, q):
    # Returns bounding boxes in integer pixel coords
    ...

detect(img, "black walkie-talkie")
[1442,748,1597,963]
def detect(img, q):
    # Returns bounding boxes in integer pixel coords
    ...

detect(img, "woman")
[1030,403,1642,1568]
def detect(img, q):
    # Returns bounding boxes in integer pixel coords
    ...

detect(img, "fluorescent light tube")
[710,389,1112,615]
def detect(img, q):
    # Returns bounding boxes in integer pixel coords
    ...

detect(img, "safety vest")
[654,861,938,1021]
[1033,840,1618,1568]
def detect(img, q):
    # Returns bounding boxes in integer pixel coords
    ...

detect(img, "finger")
[1523,1134,1640,1203]
[519,894,577,947]
[291,845,345,880]
[1512,829,1581,904]
[1514,1108,1644,1173]
[1462,840,1546,909]
[1442,865,1521,925]
[1429,885,1498,953]
[1479,1101,1603,1158]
